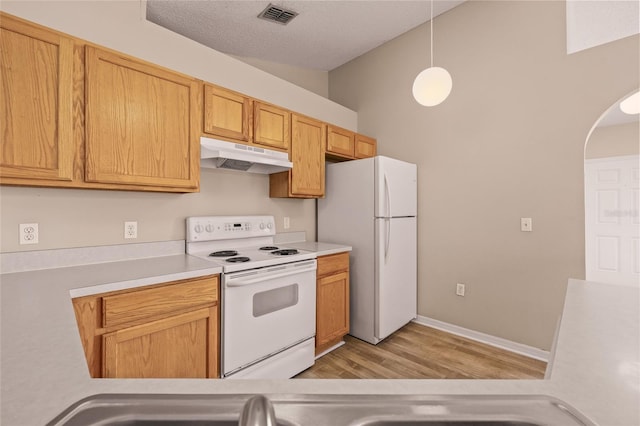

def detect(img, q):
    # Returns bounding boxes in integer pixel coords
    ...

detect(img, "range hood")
[200,136,292,174]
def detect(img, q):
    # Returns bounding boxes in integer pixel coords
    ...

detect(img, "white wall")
[231,55,329,98]
[329,0,640,350]
[0,1,356,253]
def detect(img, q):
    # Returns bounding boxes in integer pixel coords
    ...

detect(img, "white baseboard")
[412,316,549,362]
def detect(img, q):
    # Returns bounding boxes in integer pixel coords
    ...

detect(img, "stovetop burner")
[226,256,251,263]
[259,246,279,251]
[209,250,238,257]
[271,249,299,256]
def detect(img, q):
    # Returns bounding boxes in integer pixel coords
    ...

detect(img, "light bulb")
[412,67,453,107]
[620,91,640,115]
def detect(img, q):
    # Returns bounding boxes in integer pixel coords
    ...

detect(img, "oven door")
[222,259,317,376]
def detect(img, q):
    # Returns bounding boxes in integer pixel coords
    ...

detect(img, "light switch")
[521,218,532,232]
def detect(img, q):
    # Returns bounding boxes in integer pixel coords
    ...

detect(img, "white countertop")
[1,240,638,425]
[286,241,352,257]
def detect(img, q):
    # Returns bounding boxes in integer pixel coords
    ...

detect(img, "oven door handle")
[226,263,317,287]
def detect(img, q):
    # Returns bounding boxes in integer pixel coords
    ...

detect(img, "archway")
[584,91,639,286]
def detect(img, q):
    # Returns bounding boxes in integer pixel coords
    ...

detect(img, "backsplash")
[0,168,316,253]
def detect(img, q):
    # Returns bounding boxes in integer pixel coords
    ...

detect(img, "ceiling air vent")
[257,4,298,25]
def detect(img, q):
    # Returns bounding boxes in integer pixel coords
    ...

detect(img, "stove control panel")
[186,216,276,242]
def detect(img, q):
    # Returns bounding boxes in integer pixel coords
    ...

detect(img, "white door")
[375,217,417,341]
[375,156,417,218]
[585,155,639,287]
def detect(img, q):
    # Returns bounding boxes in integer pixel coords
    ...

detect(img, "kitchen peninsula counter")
[1,241,638,426]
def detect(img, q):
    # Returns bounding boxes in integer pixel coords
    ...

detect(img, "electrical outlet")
[521,217,533,232]
[19,223,39,245]
[124,221,138,239]
[456,283,465,297]
[284,217,290,229]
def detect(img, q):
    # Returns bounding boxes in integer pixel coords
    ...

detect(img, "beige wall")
[329,0,639,350]
[232,55,329,98]
[0,169,315,252]
[586,122,640,159]
[0,1,355,252]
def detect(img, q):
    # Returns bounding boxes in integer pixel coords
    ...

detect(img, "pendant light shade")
[413,0,452,107]
[412,66,453,106]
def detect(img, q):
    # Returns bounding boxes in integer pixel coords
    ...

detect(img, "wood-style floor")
[295,322,546,379]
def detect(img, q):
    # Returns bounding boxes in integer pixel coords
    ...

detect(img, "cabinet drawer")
[102,276,218,328]
[317,252,350,277]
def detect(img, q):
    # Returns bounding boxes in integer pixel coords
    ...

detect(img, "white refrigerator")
[318,156,417,344]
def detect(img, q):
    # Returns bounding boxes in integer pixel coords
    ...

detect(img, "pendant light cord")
[430,0,434,68]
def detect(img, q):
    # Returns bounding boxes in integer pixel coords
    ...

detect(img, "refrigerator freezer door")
[375,156,417,218]
[375,216,417,341]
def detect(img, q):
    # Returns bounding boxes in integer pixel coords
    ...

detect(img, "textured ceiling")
[146,0,465,71]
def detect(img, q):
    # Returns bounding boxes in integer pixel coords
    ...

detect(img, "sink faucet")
[239,395,277,426]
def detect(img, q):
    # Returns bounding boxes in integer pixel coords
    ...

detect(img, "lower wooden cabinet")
[102,307,217,378]
[72,275,220,378]
[315,252,350,355]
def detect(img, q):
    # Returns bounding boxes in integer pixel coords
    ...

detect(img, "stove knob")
[194,224,203,233]
[266,223,273,230]
[205,224,213,233]
[259,223,265,230]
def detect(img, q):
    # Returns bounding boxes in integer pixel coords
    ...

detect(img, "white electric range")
[186,215,317,379]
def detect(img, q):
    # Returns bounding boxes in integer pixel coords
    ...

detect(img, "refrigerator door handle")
[385,218,390,262]
[384,173,391,218]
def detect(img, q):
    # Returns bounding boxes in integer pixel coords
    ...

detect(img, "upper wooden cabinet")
[1,13,376,195]
[270,113,325,198]
[1,13,202,193]
[0,14,74,182]
[254,101,290,152]
[202,88,290,152]
[355,134,377,159]
[326,125,355,159]
[203,84,252,143]
[85,46,201,190]
[325,125,377,161]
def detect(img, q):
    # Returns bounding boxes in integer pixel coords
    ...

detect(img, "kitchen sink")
[47,394,595,426]
[353,421,541,426]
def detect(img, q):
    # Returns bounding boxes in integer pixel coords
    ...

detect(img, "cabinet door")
[102,306,218,378]
[355,134,377,159]
[327,125,355,158]
[0,14,74,182]
[85,46,201,191]
[316,271,349,348]
[204,84,251,143]
[254,101,290,151]
[291,114,325,197]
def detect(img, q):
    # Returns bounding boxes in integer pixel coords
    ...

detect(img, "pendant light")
[412,0,452,106]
